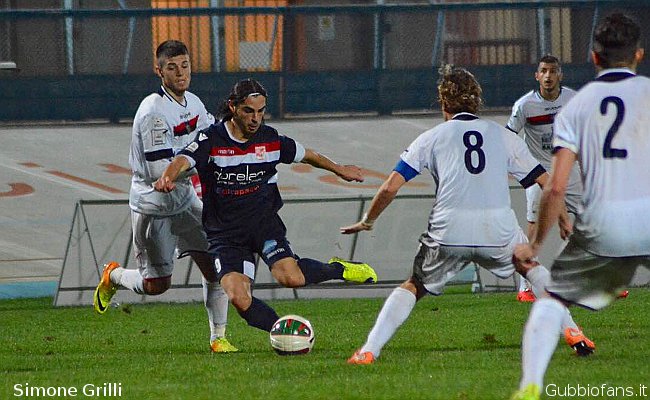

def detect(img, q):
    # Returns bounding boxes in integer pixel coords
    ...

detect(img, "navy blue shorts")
[208,214,295,281]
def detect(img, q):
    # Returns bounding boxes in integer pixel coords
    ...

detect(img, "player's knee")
[271,259,305,288]
[400,277,425,299]
[276,273,304,288]
[143,277,171,295]
[229,291,253,312]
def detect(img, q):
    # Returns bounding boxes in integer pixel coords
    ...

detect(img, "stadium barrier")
[54,189,649,307]
[53,194,498,307]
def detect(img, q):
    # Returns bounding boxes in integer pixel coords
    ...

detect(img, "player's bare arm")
[514,148,576,266]
[153,156,192,192]
[301,148,364,182]
[534,171,573,240]
[340,171,406,234]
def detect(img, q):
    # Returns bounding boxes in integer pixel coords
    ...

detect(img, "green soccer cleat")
[210,337,239,353]
[510,384,541,400]
[329,257,377,284]
[93,261,120,314]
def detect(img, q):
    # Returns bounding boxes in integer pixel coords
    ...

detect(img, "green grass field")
[1,287,648,400]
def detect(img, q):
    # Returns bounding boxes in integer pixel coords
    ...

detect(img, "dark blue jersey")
[179,121,299,241]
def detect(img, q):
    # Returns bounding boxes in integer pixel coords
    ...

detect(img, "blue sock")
[237,297,279,332]
[297,258,343,285]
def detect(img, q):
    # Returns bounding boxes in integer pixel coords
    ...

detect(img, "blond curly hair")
[437,64,483,114]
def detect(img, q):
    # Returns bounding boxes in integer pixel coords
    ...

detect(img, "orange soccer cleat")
[564,327,595,356]
[347,350,376,365]
[517,288,536,303]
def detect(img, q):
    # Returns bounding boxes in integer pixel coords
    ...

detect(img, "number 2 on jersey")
[463,131,485,174]
[600,96,628,159]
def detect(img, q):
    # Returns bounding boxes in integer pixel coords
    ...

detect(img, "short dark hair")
[437,64,482,115]
[538,54,560,66]
[155,40,189,67]
[593,13,641,68]
[218,79,268,121]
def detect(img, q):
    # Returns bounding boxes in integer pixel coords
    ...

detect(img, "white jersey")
[553,68,650,257]
[398,112,544,246]
[508,86,583,215]
[507,86,576,168]
[129,86,215,216]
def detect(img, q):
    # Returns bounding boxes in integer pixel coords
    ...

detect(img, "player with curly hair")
[343,64,591,365]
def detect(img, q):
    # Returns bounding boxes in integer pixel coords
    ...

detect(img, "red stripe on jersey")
[173,115,199,136]
[526,114,555,126]
[209,141,281,156]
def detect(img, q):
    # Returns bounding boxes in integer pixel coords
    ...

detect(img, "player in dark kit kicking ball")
[155,79,377,333]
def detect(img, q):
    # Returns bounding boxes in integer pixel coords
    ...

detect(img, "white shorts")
[525,179,583,223]
[546,239,650,310]
[131,198,208,280]
[413,229,529,295]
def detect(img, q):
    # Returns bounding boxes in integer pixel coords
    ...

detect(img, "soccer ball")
[269,314,315,355]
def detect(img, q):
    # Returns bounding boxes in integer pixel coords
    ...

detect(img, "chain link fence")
[1,1,649,119]
[3,1,650,76]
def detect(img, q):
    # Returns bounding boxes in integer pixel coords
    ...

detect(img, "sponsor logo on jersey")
[198,132,208,141]
[151,128,167,146]
[215,185,260,196]
[214,258,222,273]
[153,117,165,129]
[262,240,278,255]
[186,142,199,152]
[215,148,236,155]
[544,105,562,112]
[213,165,266,184]
[151,117,168,146]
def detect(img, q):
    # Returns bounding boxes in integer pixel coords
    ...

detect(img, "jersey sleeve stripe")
[394,159,418,182]
[144,148,174,162]
[552,140,578,154]
[505,125,518,134]
[519,164,546,189]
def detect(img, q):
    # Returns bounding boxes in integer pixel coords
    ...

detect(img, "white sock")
[524,265,579,330]
[524,265,550,299]
[520,297,565,389]
[111,267,144,294]
[360,287,417,358]
[517,273,528,291]
[561,309,579,331]
[203,278,229,341]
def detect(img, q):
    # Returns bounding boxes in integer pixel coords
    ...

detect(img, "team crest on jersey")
[255,145,266,160]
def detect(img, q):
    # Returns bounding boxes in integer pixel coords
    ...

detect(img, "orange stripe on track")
[46,170,126,194]
[0,183,34,197]
[19,162,42,168]
[99,163,131,175]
